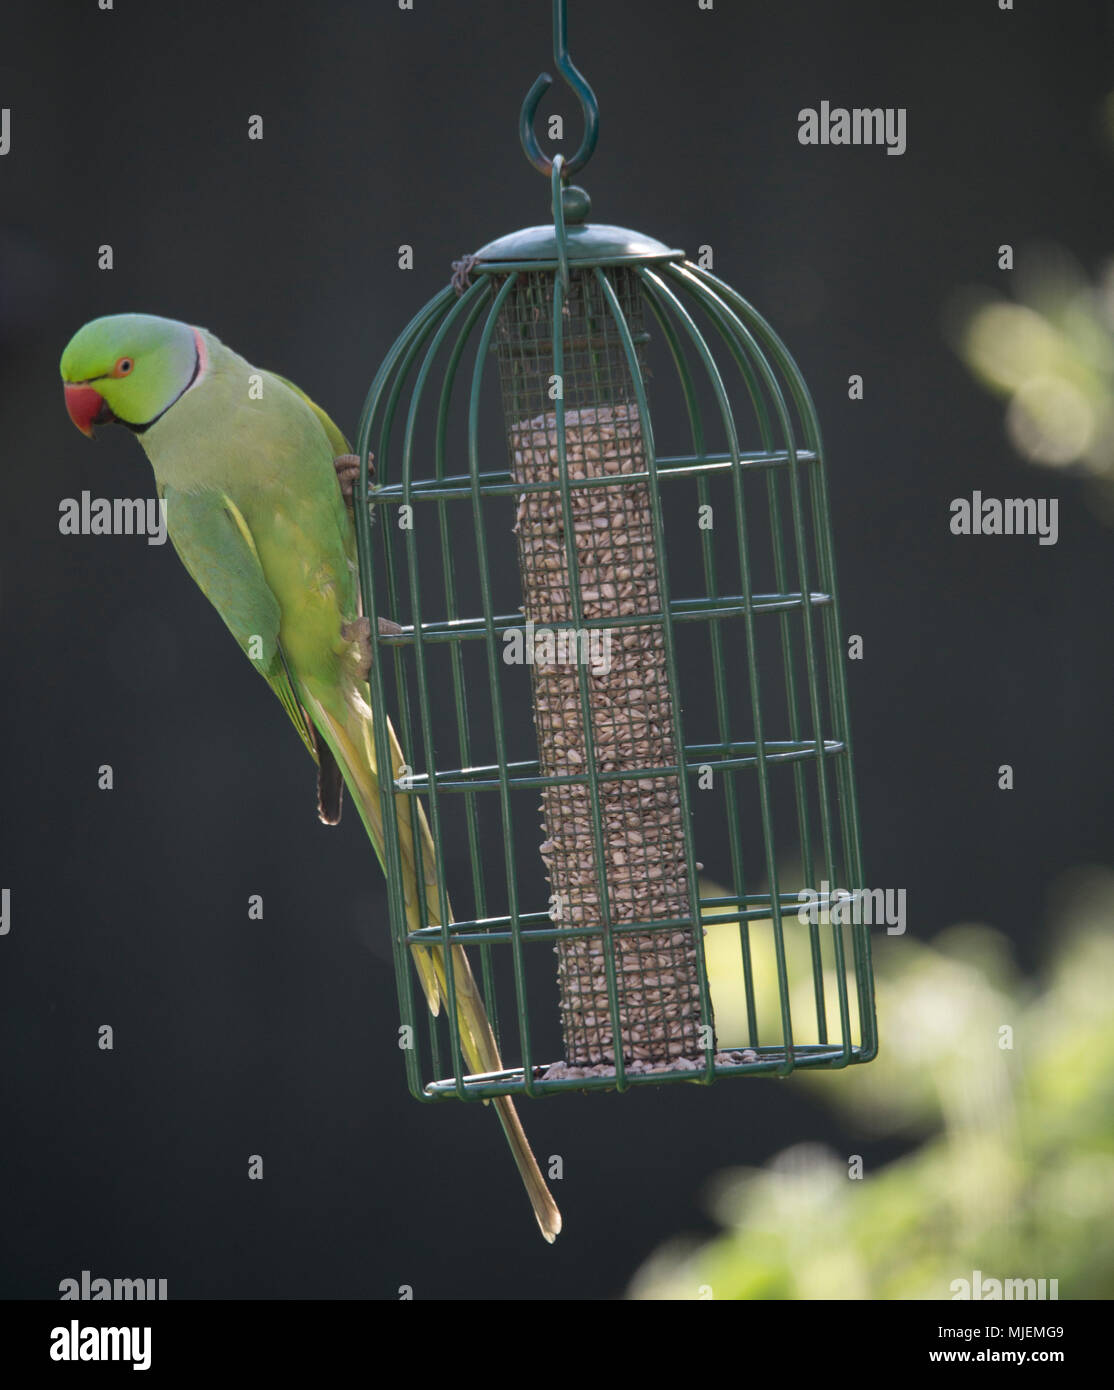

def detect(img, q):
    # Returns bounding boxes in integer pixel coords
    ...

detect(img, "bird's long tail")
[301,681,562,1244]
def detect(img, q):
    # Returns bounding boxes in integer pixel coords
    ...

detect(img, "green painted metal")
[351,0,876,1105]
[473,223,682,268]
[352,228,877,1101]
[519,0,599,177]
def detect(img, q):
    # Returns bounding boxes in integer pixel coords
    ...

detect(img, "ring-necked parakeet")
[60,313,561,1243]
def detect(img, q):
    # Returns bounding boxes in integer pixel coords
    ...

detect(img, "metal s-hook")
[519,0,599,178]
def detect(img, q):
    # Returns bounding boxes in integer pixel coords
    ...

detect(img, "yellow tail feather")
[301,684,562,1243]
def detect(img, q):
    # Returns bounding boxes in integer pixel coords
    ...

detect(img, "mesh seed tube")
[497,268,705,1067]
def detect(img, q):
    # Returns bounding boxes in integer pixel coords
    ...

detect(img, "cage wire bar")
[351,8,876,1104]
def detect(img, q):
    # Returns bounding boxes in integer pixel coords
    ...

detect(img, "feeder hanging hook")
[519,0,599,178]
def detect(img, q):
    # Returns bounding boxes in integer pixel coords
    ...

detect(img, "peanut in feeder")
[354,0,877,1103]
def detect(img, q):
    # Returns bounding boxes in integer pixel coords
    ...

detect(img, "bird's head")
[60,313,202,436]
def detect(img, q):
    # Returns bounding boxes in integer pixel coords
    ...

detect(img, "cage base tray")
[419,1043,874,1100]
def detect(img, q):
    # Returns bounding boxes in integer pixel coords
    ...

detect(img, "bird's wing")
[267,371,350,457]
[264,371,360,587]
[162,483,318,763]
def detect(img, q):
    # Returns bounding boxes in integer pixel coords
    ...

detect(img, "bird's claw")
[334,452,373,502]
[341,614,405,682]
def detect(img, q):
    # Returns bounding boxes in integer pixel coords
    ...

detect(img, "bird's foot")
[341,614,404,682]
[334,452,374,502]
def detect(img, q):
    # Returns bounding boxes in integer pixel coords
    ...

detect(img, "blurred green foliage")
[953,248,1114,483]
[629,869,1114,1299]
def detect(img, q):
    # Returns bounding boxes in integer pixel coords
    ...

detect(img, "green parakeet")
[60,313,561,1243]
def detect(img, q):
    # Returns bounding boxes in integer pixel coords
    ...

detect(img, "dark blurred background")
[1,0,1112,1300]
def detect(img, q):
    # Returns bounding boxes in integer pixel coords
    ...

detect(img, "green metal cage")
[351,11,876,1106]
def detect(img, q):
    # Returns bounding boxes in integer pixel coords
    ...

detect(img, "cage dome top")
[473,219,683,269]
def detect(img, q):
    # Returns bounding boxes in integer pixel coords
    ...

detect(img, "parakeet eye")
[114,357,135,376]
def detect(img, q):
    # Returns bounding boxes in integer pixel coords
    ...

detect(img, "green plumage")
[60,314,561,1242]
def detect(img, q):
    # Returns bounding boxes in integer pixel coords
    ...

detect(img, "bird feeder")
[353,0,877,1104]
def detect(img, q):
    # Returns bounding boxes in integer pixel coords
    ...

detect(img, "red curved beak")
[64,382,114,437]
